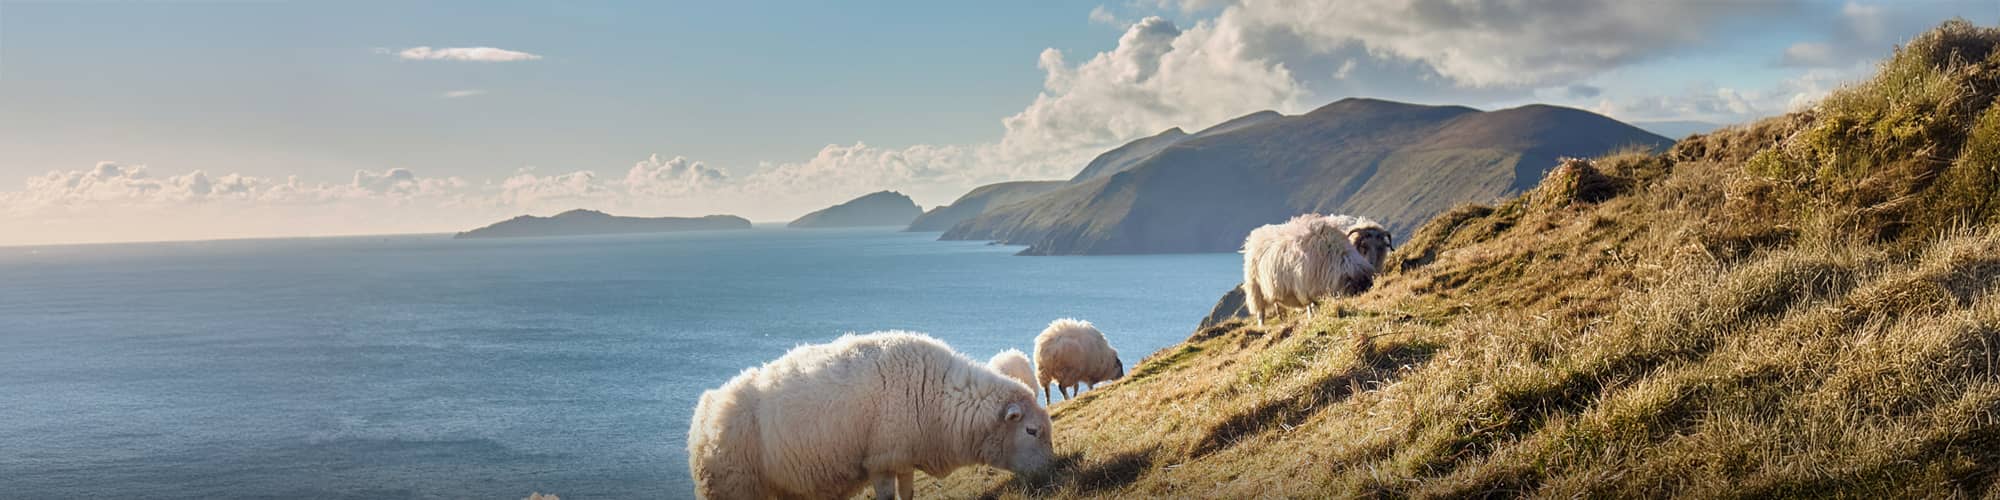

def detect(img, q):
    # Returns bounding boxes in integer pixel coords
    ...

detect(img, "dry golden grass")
[924,19,2000,499]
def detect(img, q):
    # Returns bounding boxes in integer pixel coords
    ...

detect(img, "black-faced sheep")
[686,331,1055,499]
[1032,318,1123,405]
[1241,213,1379,326]
[1326,214,1393,273]
[987,349,1038,394]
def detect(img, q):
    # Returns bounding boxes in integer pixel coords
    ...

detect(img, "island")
[453,209,751,239]
[787,191,923,228]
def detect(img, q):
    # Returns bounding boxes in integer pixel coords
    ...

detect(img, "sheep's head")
[1347,225,1393,272]
[1093,350,1125,384]
[986,397,1056,475]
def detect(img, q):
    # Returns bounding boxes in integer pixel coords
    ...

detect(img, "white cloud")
[497,168,609,207]
[1332,59,1357,80]
[1782,42,1837,67]
[1089,5,1122,25]
[625,154,728,196]
[391,46,542,62]
[442,89,487,98]
[1220,0,1769,88]
[1583,62,1871,124]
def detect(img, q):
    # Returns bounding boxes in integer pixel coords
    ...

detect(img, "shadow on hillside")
[981,446,1162,499]
[1192,341,1437,457]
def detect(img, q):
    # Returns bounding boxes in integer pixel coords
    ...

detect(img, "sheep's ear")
[1004,402,1024,422]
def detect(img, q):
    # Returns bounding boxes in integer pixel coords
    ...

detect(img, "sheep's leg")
[872,473,897,500]
[1305,303,1315,320]
[1043,383,1052,405]
[898,471,915,499]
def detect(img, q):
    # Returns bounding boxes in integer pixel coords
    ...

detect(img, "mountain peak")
[788,191,923,228]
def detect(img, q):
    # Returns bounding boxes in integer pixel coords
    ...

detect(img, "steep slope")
[1067,110,1284,182]
[786,191,922,228]
[906,181,1066,232]
[452,210,748,239]
[934,20,2000,498]
[1068,128,1190,182]
[945,99,1670,255]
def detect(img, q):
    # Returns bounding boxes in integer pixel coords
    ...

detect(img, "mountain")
[943,98,1673,255]
[932,21,2000,497]
[453,209,749,239]
[1069,128,1190,182]
[1633,120,1725,139]
[787,191,923,228]
[1068,110,1285,182]
[906,181,1065,232]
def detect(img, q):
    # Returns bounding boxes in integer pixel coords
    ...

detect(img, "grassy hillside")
[931,20,2000,498]
[944,99,1670,255]
[1068,128,1191,182]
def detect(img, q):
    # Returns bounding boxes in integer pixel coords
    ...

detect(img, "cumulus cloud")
[1220,0,1775,88]
[1774,1,1983,68]
[1088,5,1122,25]
[1584,62,1871,125]
[625,154,728,196]
[390,46,542,62]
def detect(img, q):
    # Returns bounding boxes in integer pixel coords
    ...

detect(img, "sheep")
[987,349,1038,393]
[1241,213,1379,326]
[1325,214,1394,272]
[1032,319,1124,405]
[686,331,1055,500]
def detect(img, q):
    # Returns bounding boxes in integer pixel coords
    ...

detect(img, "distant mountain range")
[936,98,1673,255]
[788,191,923,228]
[1069,110,1283,182]
[454,209,750,239]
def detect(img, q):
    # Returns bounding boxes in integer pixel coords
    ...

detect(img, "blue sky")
[0,0,1993,245]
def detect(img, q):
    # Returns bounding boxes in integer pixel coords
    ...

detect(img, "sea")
[0,227,1239,499]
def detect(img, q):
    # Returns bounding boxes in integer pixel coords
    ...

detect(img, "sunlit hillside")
[934,20,2000,498]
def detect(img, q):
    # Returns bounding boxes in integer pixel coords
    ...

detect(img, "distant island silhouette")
[454,209,751,239]
[788,191,922,228]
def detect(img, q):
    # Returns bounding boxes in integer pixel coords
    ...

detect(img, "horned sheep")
[686,331,1055,499]
[1325,214,1393,272]
[1032,319,1124,405]
[987,349,1038,394]
[1241,213,1383,325]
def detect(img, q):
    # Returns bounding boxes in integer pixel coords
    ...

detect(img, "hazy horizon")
[3,0,1992,246]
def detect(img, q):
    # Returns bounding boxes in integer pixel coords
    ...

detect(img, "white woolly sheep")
[1325,214,1394,272]
[1033,318,1124,405]
[687,331,1054,500]
[987,349,1038,394]
[1241,213,1379,326]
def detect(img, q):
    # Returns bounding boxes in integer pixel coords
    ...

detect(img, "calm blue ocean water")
[0,227,1238,499]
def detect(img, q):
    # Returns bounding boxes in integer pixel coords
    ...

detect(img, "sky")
[0,0,1993,246]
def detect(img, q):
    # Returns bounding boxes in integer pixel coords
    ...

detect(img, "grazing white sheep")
[1033,319,1124,405]
[686,331,1055,500]
[987,349,1038,393]
[1241,214,1379,326]
[1325,214,1394,272]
